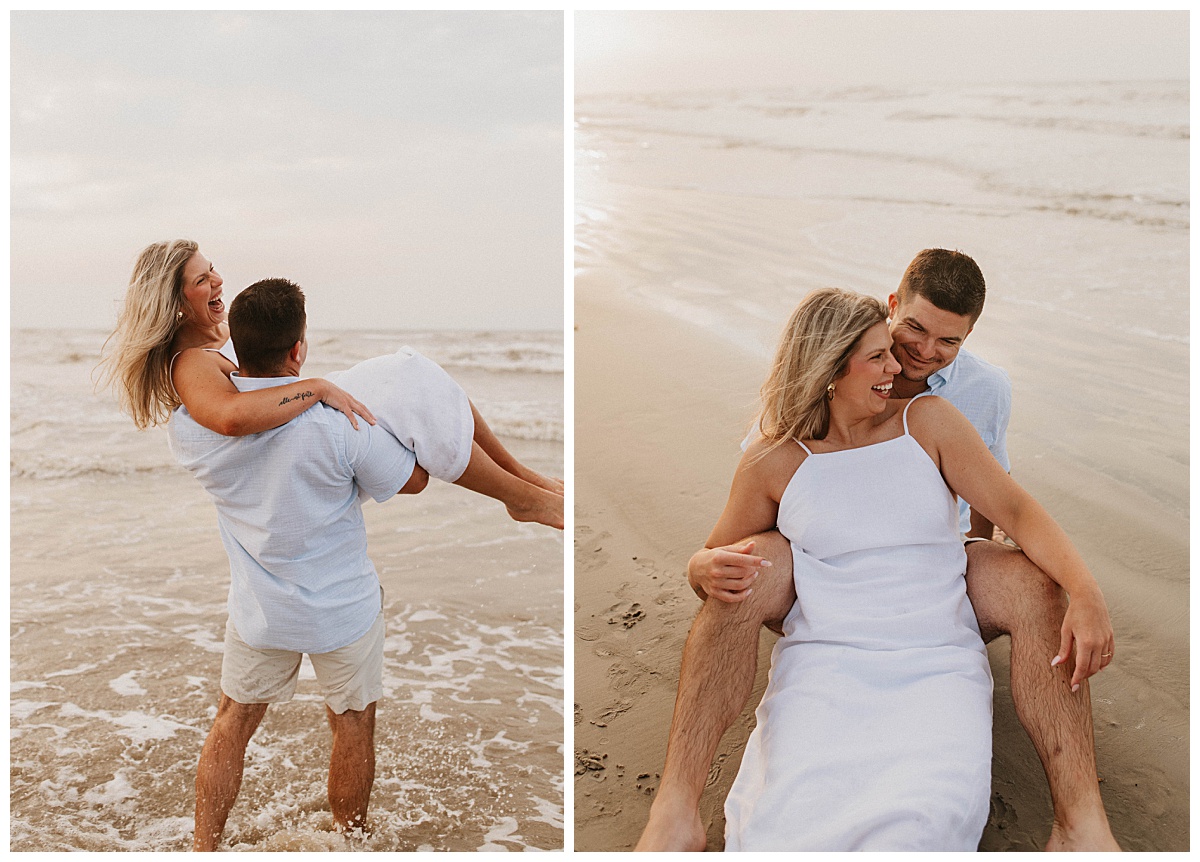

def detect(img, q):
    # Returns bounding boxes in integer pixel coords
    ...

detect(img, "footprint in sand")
[634,770,660,796]
[575,748,607,777]
[588,699,633,729]
[988,791,1016,831]
[607,602,646,629]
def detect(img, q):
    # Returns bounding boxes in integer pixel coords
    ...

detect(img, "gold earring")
[827,383,835,401]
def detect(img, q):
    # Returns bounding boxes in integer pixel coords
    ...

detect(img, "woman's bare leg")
[454,441,563,530]
[469,401,563,494]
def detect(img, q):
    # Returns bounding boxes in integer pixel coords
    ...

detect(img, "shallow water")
[577,80,1188,350]
[10,329,564,851]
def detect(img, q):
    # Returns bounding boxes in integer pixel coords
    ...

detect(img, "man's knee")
[746,530,794,629]
[202,697,266,760]
[965,542,1066,641]
[698,530,794,631]
[214,694,267,730]
[327,702,377,736]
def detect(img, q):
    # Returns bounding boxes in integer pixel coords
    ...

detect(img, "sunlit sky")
[576,11,1188,95]
[12,11,564,330]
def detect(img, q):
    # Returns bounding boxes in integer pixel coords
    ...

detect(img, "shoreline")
[573,285,1188,851]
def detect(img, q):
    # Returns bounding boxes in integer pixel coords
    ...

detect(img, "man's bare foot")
[635,796,706,852]
[506,486,564,530]
[1045,816,1121,851]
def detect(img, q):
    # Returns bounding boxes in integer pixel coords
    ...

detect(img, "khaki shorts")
[220,607,384,715]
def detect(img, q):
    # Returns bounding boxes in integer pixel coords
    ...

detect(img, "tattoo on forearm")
[279,390,317,407]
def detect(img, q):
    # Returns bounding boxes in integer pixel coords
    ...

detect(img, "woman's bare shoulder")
[740,434,807,494]
[905,394,969,429]
[172,345,232,368]
[170,342,236,391]
[743,433,803,462]
[905,395,980,459]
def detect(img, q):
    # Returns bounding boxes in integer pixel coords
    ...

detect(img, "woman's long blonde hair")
[97,239,199,429]
[757,287,888,452]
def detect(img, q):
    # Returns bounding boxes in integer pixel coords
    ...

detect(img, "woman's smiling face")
[836,321,902,412]
[179,251,226,326]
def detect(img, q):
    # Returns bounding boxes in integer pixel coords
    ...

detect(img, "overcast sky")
[12,11,564,330]
[576,11,1188,95]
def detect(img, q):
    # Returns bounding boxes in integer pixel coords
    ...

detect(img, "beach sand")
[573,287,1188,852]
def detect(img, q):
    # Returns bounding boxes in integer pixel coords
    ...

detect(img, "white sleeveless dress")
[181,341,474,484]
[724,399,992,851]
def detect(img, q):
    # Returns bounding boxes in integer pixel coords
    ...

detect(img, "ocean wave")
[312,330,563,375]
[479,413,564,444]
[891,109,1188,141]
[10,455,178,481]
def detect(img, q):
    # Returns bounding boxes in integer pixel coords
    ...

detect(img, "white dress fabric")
[207,340,473,484]
[724,399,993,851]
[326,348,474,484]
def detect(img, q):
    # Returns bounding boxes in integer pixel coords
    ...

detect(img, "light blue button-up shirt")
[167,373,416,653]
[922,348,1013,533]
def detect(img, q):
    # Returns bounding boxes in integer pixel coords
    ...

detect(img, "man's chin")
[899,368,933,385]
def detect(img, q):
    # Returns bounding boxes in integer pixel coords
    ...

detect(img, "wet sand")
[573,286,1188,851]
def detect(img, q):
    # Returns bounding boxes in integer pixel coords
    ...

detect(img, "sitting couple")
[100,240,563,849]
[637,249,1119,852]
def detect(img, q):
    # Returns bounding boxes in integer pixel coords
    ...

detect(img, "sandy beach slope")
[573,285,1188,851]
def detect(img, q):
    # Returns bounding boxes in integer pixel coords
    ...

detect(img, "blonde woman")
[99,239,562,529]
[689,288,1109,850]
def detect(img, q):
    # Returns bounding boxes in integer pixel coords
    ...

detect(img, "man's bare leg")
[194,695,268,851]
[965,541,1119,851]
[454,441,564,530]
[636,531,795,852]
[326,702,377,835]
[468,401,563,494]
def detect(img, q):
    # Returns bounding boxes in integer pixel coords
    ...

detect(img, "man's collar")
[926,355,959,392]
[230,373,302,392]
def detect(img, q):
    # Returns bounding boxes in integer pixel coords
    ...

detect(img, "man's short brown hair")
[228,278,306,375]
[896,248,986,323]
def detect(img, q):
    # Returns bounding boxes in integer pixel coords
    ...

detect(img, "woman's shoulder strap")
[900,392,931,435]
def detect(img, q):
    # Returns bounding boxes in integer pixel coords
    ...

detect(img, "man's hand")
[688,540,771,603]
[1052,591,1115,691]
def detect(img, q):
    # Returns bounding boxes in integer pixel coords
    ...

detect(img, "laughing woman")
[99,239,563,529]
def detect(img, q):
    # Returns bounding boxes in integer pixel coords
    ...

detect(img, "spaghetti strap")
[795,438,813,455]
[168,352,183,400]
[900,395,923,436]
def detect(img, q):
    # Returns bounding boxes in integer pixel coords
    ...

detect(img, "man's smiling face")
[886,293,974,386]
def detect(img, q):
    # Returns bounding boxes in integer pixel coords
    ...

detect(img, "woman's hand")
[1053,590,1115,690]
[317,379,376,431]
[689,540,771,603]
